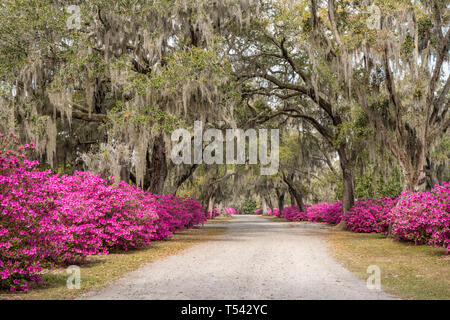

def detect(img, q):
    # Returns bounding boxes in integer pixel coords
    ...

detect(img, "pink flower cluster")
[280,206,304,221]
[208,207,219,218]
[343,197,399,234]
[253,209,262,215]
[306,202,343,224]
[0,133,208,292]
[267,208,280,216]
[224,207,237,215]
[280,202,342,224]
[389,183,449,251]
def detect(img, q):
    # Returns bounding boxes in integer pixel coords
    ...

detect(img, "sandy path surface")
[80,215,396,300]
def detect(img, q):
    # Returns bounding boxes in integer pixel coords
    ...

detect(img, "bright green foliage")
[242,199,257,215]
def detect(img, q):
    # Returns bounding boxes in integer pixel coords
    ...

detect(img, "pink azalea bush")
[253,208,262,215]
[343,197,399,233]
[224,207,237,215]
[268,208,280,216]
[281,202,342,224]
[281,206,305,221]
[208,207,219,219]
[0,133,208,292]
[389,183,449,252]
[306,201,342,224]
[277,183,449,253]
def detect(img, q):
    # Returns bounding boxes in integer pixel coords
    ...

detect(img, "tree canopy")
[0,0,448,213]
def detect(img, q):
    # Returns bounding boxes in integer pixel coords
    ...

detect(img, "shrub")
[270,208,280,216]
[278,182,449,252]
[208,207,219,219]
[0,133,209,291]
[389,183,449,252]
[281,206,304,221]
[242,199,257,215]
[343,197,399,233]
[306,201,343,224]
[224,207,237,215]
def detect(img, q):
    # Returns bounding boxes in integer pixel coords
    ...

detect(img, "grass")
[327,231,450,300]
[0,218,229,300]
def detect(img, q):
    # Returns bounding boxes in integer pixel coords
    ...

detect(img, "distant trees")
[227,0,449,213]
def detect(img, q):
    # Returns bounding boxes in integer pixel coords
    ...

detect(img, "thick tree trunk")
[287,186,304,211]
[289,191,296,207]
[333,161,355,230]
[398,153,426,192]
[425,155,440,190]
[148,133,168,194]
[292,189,305,213]
[119,164,130,183]
[202,199,209,218]
[289,187,305,212]
[174,164,199,195]
[283,175,306,212]
[276,191,285,217]
[261,197,268,215]
[388,125,427,192]
[266,197,274,210]
[342,167,355,214]
[337,148,355,215]
[208,196,215,219]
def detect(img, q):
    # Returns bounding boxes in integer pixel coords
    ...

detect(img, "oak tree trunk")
[337,147,355,215]
[148,133,168,194]
[342,167,355,214]
[261,197,268,215]
[277,192,285,217]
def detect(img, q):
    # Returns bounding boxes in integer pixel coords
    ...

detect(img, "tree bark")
[282,174,306,212]
[208,196,215,219]
[342,167,355,213]
[397,143,426,192]
[174,164,199,195]
[337,146,355,215]
[148,133,168,194]
[289,191,296,207]
[261,197,268,215]
[119,164,130,183]
[276,189,285,217]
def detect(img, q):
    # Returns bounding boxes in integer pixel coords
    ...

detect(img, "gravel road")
[80,215,396,300]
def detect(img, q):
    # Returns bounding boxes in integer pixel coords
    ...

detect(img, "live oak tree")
[227,0,449,215]
[0,0,258,193]
[228,0,368,213]
[288,0,449,192]
[280,123,339,212]
[348,0,449,191]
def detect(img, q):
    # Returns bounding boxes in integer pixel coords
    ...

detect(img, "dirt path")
[80,215,396,300]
